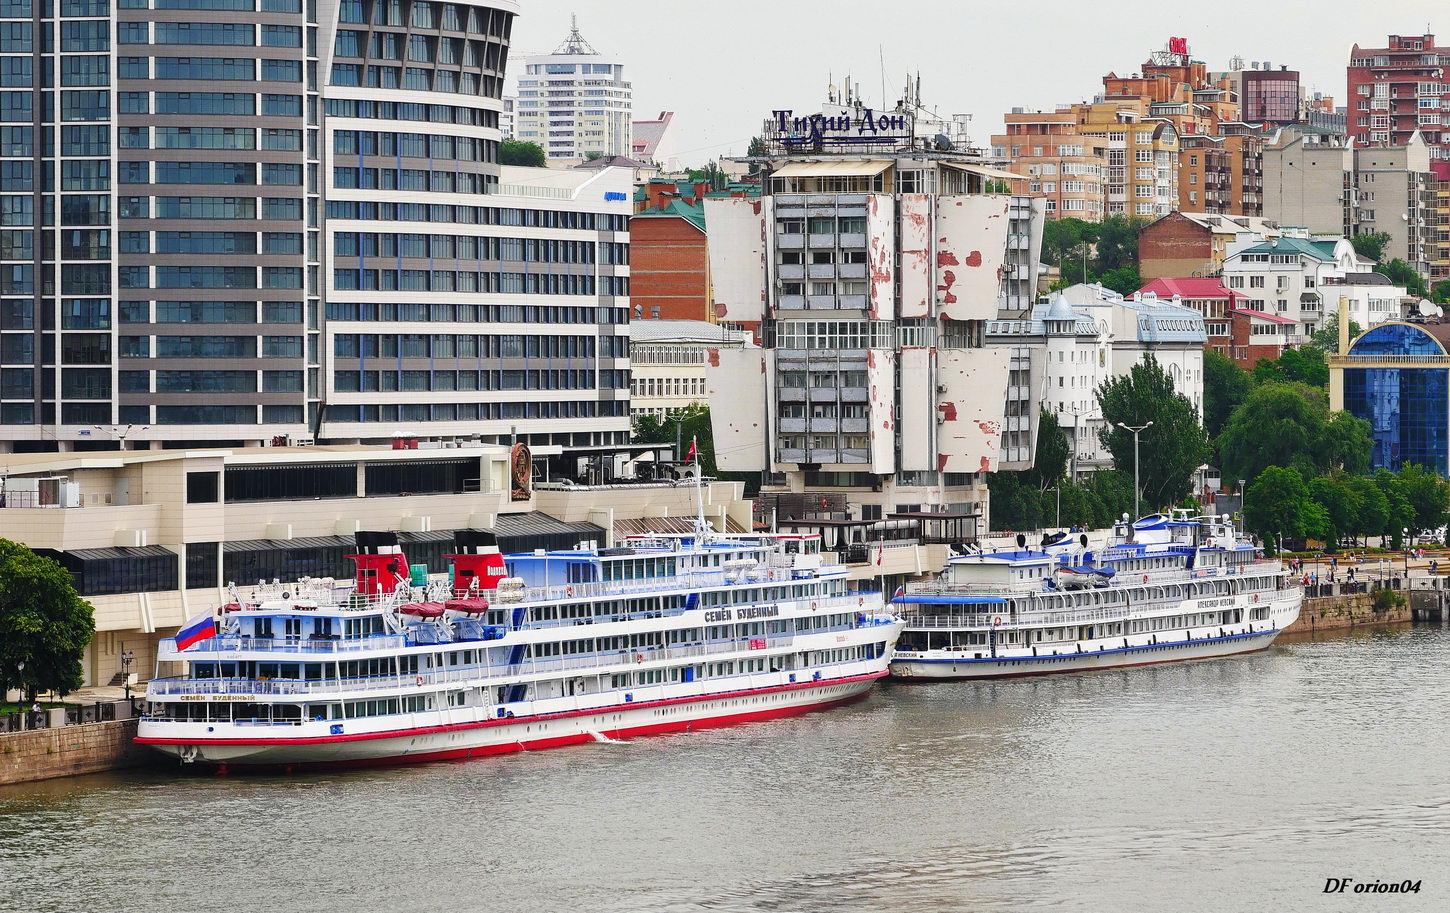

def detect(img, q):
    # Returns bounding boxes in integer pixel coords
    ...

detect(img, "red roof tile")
[1135,278,1244,300]
[1231,307,1296,324]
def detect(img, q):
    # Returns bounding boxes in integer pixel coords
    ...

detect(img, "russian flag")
[892,585,906,600]
[176,612,217,651]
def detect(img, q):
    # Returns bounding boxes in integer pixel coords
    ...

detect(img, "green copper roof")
[1238,237,1334,260]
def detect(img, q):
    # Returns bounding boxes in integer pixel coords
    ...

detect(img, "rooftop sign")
[770,108,910,147]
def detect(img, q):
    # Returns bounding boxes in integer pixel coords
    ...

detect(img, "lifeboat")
[444,596,490,614]
[1054,565,1114,590]
[398,601,446,618]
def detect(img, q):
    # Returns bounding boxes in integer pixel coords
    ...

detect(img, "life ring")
[992,616,1003,626]
[565,585,574,597]
[1142,574,1149,584]
[858,596,864,606]
[810,601,818,611]
[635,653,644,664]
[1253,594,1260,603]
[415,675,424,686]
[1205,538,1214,548]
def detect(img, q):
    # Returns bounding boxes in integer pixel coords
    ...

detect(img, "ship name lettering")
[703,609,733,623]
[735,606,781,620]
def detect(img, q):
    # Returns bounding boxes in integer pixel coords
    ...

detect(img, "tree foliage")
[1025,409,1069,492]
[1040,218,1098,267]
[1393,463,1450,538]
[1216,382,1371,483]
[1349,231,1392,263]
[1095,354,1210,511]
[1375,257,1429,298]
[1092,214,1144,272]
[1251,347,1328,387]
[1244,466,1311,553]
[987,471,1041,532]
[1096,266,1143,296]
[1433,279,1450,304]
[1203,348,1251,439]
[631,403,719,477]
[0,540,95,701]
[498,139,546,168]
[1307,312,1363,354]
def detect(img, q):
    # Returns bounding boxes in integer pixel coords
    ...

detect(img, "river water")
[2,625,1447,913]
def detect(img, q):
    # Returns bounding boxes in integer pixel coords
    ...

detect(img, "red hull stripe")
[225,690,873,772]
[135,671,885,747]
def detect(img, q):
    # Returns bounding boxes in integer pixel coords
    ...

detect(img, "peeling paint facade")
[706,132,1046,533]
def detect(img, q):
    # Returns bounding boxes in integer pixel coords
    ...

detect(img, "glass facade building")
[1341,322,1449,475]
[0,0,631,452]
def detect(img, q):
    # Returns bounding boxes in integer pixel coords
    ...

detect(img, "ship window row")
[117,22,301,48]
[116,56,301,81]
[332,129,492,162]
[117,196,303,220]
[324,200,627,233]
[324,302,628,325]
[331,166,493,195]
[323,97,498,128]
[333,232,607,264]
[118,91,303,116]
[333,368,610,394]
[331,269,627,298]
[118,126,303,151]
[324,399,631,424]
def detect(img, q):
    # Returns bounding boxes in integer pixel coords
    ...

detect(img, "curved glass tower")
[1341,322,1449,475]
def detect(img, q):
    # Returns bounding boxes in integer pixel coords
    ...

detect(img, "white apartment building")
[705,99,1045,533]
[512,18,632,163]
[1219,235,1407,341]
[629,320,747,419]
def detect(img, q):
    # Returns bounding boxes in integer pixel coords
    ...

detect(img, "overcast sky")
[510,1,1445,164]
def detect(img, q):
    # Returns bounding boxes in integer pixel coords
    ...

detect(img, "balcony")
[776,294,806,310]
[807,264,836,279]
[777,264,804,280]
[838,262,867,279]
[841,417,870,433]
[778,387,806,402]
[840,386,869,402]
[837,294,868,309]
[808,233,836,248]
[805,295,837,309]
[777,234,804,249]
[777,417,806,433]
[777,448,806,463]
[808,388,839,403]
[838,233,866,248]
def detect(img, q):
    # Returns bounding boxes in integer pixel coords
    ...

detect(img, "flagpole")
[691,436,708,540]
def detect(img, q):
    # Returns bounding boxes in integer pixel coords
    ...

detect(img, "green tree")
[745,136,766,173]
[498,139,546,167]
[1251,347,1328,388]
[1040,217,1098,266]
[1203,348,1251,439]
[1244,466,1312,554]
[1372,469,1416,546]
[1395,464,1450,538]
[1307,312,1363,354]
[1091,214,1144,273]
[583,150,604,161]
[1216,382,1371,482]
[630,403,719,477]
[1349,231,1392,263]
[1096,266,1143,296]
[1309,473,1363,551]
[1433,279,1450,304]
[1375,258,1430,298]
[1096,354,1211,511]
[987,471,1042,531]
[1350,475,1389,546]
[1024,408,1069,492]
[0,540,95,702]
[687,160,728,187]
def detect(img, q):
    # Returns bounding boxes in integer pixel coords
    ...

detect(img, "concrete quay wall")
[1285,592,1412,635]
[0,720,149,787]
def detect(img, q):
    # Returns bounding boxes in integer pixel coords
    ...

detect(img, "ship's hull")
[137,673,881,769]
[890,626,1288,680]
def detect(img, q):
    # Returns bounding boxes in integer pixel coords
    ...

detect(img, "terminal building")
[1330,318,1450,476]
[0,442,753,687]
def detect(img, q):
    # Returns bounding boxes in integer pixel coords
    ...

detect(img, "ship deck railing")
[907,560,1283,597]
[901,588,1299,630]
[157,594,880,658]
[146,620,890,699]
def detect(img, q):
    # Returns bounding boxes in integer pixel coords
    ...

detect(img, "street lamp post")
[1116,421,1153,521]
[120,648,135,703]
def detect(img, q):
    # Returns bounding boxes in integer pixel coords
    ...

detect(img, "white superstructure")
[889,512,1301,679]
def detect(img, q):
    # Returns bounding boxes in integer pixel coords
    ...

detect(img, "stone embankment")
[0,719,149,787]
[1284,592,1411,635]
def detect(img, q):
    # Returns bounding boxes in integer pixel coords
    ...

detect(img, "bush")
[1371,587,1404,611]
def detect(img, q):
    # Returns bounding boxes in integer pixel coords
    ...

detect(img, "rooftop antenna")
[879,45,887,111]
[554,12,597,55]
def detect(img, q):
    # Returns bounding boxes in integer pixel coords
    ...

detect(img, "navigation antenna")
[690,435,711,542]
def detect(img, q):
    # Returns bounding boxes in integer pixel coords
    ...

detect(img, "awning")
[61,545,177,561]
[495,511,605,554]
[772,160,891,178]
[941,162,1027,182]
[222,535,356,553]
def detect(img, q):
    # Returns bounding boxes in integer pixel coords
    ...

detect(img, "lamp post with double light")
[1116,421,1153,521]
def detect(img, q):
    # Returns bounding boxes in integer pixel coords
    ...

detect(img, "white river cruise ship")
[889,513,1301,679]
[136,530,902,769]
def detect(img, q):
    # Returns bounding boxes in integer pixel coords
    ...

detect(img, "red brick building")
[1135,277,1292,367]
[629,179,761,322]
[1347,33,1450,167]
[1138,211,1280,281]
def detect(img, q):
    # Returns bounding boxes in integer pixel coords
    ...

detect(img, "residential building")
[1134,277,1291,367]
[1330,320,1450,475]
[1262,127,1438,278]
[1304,93,1347,134]
[0,0,636,455]
[1138,211,1281,281]
[512,17,631,163]
[1212,63,1302,127]
[986,295,1111,477]
[1219,235,1409,343]
[629,319,746,418]
[1347,33,1450,165]
[992,109,1108,221]
[706,95,1046,547]
[631,110,678,171]
[0,442,755,686]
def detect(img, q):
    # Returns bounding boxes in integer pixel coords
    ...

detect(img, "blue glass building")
[1340,322,1450,476]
